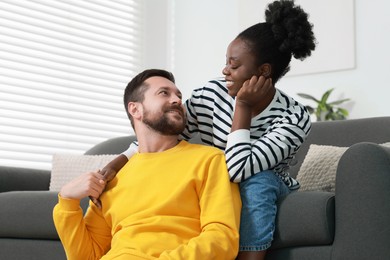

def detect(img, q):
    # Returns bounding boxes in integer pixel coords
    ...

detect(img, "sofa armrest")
[332,142,390,259]
[270,191,335,249]
[0,166,51,192]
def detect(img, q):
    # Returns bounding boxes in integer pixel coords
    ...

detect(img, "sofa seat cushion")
[0,191,88,239]
[0,238,66,260]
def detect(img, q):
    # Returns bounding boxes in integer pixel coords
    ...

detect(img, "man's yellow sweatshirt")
[53,141,241,260]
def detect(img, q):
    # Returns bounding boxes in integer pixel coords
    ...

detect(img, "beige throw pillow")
[50,154,118,191]
[296,142,390,192]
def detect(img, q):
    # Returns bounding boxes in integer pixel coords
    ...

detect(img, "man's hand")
[236,75,273,108]
[89,154,128,208]
[89,167,117,208]
[60,171,106,201]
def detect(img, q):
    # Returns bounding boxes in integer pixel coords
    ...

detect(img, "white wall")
[164,0,390,119]
[143,0,174,70]
[172,0,238,99]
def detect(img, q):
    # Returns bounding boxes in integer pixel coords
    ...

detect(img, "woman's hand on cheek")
[236,75,273,108]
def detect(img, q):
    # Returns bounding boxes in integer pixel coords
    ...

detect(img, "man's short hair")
[124,69,175,126]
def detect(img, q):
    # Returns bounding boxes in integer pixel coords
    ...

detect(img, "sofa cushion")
[0,191,89,239]
[0,238,66,260]
[50,154,118,191]
[296,145,348,192]
[296,142,390,192]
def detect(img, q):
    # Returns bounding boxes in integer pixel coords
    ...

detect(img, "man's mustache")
[164,104,185,116]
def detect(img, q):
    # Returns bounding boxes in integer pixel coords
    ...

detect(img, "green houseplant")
[297,88,350,121]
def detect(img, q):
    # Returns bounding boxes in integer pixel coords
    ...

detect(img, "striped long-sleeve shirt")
[181,79,311,188]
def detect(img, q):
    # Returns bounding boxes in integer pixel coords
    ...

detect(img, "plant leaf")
[320,88,334,104]
[305,106,315,114]
[297,88,351,121]
[328,98,350,106]
[297,93,320,103]
[337,107,349,116]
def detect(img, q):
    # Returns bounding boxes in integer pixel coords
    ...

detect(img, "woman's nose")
[222,65,229,76]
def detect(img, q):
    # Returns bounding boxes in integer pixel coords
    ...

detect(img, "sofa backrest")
[85,117,390,179]
[84,135,137,155]
[288,116,390,178]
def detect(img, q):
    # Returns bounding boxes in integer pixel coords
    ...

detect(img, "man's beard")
[142,105,186,136]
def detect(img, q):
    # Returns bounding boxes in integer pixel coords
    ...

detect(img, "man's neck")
[136,132,180,153]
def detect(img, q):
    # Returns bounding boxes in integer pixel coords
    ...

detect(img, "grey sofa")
[1,117,390,260]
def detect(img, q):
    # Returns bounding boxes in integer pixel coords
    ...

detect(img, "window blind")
[0,0,143,170]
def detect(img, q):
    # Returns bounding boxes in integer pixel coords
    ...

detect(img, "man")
[53,69,241,260]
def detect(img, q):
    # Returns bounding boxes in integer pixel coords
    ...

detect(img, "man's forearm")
[53,196,110,259]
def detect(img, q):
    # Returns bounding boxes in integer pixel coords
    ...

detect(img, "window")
[0,0,144,170]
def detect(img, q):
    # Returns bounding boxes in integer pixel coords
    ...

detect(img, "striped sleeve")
[122,142,138,159]
[181,88,203,141]
[182,80,233,149]
[225,105,311,183]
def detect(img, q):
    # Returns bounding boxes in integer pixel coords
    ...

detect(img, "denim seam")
[240,241,272,251]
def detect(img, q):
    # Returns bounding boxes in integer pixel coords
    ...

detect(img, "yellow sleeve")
[52,195,112,260]
[159,153,241,260]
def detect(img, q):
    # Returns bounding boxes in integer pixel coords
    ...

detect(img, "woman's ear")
[259,63,272,78]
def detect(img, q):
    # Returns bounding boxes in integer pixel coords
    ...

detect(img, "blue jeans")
[239,170,291,251]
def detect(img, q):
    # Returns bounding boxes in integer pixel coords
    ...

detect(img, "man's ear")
[128,102,142,120]
[259,63,272,78]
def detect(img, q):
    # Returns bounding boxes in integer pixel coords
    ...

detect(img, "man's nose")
[171,95,182,104]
